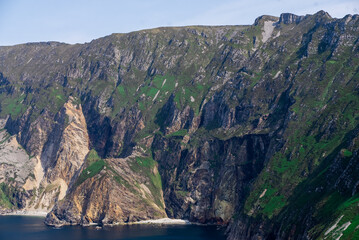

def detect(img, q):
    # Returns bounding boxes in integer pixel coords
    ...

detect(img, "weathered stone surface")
[45,150,167,226]
[0,118,34,186]
[43,97,90,186]
[0,10,358,240]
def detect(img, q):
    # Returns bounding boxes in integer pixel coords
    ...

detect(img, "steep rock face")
[279,13,305,24]
[81,95,144,158]
[27,98,90,210]
[0,118,34,187]
[0,98,90,212]
[0,10,358,240]
[152,133,272,224]
[228,125,359,240]
[42,97,90,186]
[45,150,167,226]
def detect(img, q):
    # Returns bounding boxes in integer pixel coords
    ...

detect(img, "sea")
[0,216,226,240]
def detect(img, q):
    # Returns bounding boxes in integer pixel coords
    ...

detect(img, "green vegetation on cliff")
[75,150,105,186]
[0,10,358,239]
[0,183,18,209]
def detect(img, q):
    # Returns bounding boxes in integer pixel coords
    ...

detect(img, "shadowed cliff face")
[152,133,272,224]
[0,10,359,239]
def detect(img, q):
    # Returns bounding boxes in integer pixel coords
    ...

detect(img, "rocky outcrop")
[0,118,34,186]
[152,133,272,224]
[279,13,305,24]
[0,10,358,240]
[45,150,167,226]
[42,97,90,186]
[0,97,90,212]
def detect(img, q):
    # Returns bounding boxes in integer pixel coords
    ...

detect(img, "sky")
[0,0,358,46]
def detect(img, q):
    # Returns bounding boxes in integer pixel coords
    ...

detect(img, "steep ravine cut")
[0,10,359,239]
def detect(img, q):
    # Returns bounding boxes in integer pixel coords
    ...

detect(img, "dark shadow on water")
[0,216,226,240]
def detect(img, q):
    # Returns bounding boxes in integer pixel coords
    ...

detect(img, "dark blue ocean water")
[0,216,226,240]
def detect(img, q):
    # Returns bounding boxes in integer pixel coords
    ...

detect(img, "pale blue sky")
[0,0,358,46]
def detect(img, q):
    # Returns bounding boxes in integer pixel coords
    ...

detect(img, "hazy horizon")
[0,0,358,46]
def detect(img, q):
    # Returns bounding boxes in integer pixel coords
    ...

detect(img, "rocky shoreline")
[0,209,48,217]
[47,218,193,228]
[0,210,192,227]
